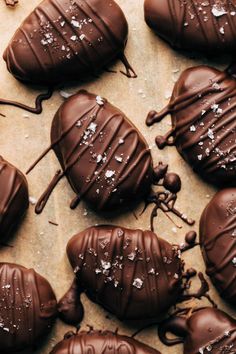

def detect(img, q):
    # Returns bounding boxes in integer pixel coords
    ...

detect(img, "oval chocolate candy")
[146,65,236,186]
[200,188,236,305]
[58,225,184,321]
[4,0,136,85]
[0,263,57,352]
[51,330,161,354]
[159,307,236,354]
[0,156,29,243]
[144,0,236,52]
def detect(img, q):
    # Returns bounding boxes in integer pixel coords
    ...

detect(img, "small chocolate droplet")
[163,173,181,193]
[185,231,197,245]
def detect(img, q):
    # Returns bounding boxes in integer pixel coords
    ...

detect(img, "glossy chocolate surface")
[146,66,236,185]
[0,263,57,352]
[0,156,29,242]
[144,0,236,52]
[4,0,131,84]
[159,307,236,354]
[200,188,236,305]
[51,330,161,354]
[59,225,183,321]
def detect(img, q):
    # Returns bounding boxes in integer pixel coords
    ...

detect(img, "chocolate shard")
[51,330,161,353]
[3,0,136,85]
[200,188,236,305]
[159,307,236,353]
[28,90,153,213]
[146,65,236,186]
[0,263,58,352]
[144,0,236,52]
[59,225,184,321]
[0,156,29,243]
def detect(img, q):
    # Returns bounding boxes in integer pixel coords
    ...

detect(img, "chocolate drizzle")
[0,156,29,243]
[0,88,53,114]
[200,188,236,305]
[144,0,236,52]
[146,65,236,185]
[51,330,160,354]
[158,307,236,354]
[0,263,57,352]
[3,0,136,85]
[58,225,203,323]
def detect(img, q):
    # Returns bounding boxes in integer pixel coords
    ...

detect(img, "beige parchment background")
[0,0,235,353]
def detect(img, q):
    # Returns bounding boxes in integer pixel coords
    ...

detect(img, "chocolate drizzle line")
[0,88,53,114]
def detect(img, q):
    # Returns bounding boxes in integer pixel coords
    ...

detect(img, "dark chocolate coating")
[159,307,236,354]
[4,0,129,84]
[144,0,236,52]
[200,188,236,305]
[63,225,183,320]
[147,65,236,185]
[51,330,161,354]
[0,156,29,242]
[0,263,57,352]
[34,90,153,213]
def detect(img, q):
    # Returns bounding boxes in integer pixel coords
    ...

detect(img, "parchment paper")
[0,1,235,353]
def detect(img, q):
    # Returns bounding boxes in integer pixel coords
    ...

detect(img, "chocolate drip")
[200,188,236,305]
[119,54,137,78]
[3,0,135,85]
[144,164,194,231]
[27,90,153,213]
[146,66,236,185]
[0,263,57,352]
[180,231,199,253]
[158,307,236,354]
[0,156,29,242]
[50,330,160,354]
[60,225,185,321]
[58,279,84,325]
[0,88,53,114]
[145,0,236,52]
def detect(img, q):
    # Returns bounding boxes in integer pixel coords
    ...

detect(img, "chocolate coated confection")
[0,263,57,352]
[3,0,136,85]
[0,156,29,243]
[51,330,161,354]
[28,90,153,213]
[59,225,185,321]
[144,0,236,52]
[146,65,236,185]
[159,307,236,354]
[200,188,236,305]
